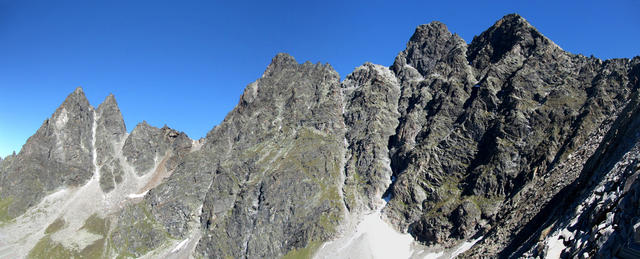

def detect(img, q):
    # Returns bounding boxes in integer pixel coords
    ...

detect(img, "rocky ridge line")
[0,13,639,259]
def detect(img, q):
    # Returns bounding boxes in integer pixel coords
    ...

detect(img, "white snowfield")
[313,198,417,259]
[314,196,483,259]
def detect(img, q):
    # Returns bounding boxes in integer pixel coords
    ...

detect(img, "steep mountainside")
[1,14,639,259]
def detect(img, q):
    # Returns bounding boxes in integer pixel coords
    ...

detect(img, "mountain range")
[1,13,639,259]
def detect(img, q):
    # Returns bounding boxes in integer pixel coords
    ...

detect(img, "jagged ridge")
[1,13,639,259]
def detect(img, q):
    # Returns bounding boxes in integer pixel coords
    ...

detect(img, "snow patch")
[314,198,416,259]
[127,190,149,199]
[422,251,444,259]
[171,238,189,253]
[450,236,483,258]
[546,233,565,259]
[91,110,101,186]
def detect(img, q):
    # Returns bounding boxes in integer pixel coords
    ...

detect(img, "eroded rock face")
[95,94,127,192]
[0,87,95,219]
[342,63,401,213]
[2,13,639,259]
[192,54,347,258]
[384,14,640,257]
[518,69,640,258]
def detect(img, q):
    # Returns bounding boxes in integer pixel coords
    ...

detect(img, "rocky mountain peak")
[205,52,342,151]
[56,86,92,116]
[0,87,96,220]
[96,94,125,132]
[392,20,467,77]
[467,13,557,70]
[494,13,528,27]
[99,93,117,108]
[263,53,299,75]
[134,120,151,131]
[408,21,451,44]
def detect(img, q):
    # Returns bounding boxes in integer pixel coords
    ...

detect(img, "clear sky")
[0,0,638,158]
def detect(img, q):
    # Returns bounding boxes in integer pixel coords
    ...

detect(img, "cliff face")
[1,13,639,259]
[384,14,640,258]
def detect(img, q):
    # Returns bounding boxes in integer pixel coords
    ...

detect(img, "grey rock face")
[122,122,192,176]
[95,94,127,192]
[342,63,401,213]
[191,53,346,258]
[108,122,194,257]
[386,18,478,241]
[0,87,95,219]
[384,13,639,257]
[110,202,168,257]
[517,63,640,258]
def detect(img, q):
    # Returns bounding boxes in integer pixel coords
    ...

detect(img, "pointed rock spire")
[408,21,451,45]
[64,87,90,106]
[0,87,95,219]
[95,93,127,192]
[96,93,126,138]
[392,20,467,76]
[271,52,298,66]
[55,86,92,119]
[467,13,556,69]
[263,53,299,77]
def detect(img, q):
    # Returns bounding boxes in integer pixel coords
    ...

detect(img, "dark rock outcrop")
[385,14,639,256]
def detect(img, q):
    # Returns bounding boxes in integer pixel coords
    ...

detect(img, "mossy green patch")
[28,236,75,259]
[0,196,14,222]
[45,217,66,234]
[81,213,109,235]
[280,240,322,259]
[28,235,107,259]
[30,214,110,258]
[80,237,106,258]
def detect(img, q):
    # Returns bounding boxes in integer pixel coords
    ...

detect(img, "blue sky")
[0,0,638,158]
